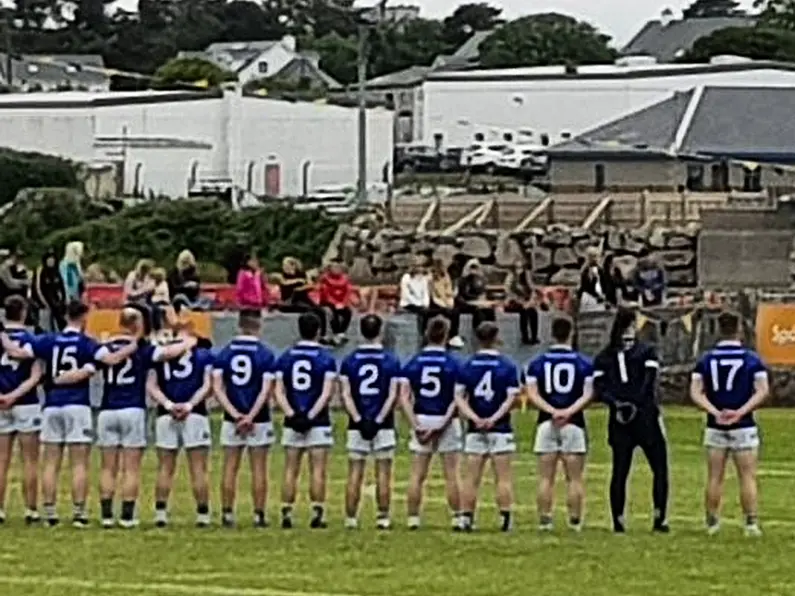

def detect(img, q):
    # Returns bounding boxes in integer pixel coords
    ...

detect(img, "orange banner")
[86,309,211,342]
[755,303,795,365]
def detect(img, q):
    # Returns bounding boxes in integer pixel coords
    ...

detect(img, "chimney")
[660,8,675,26]
[281,34,297,53]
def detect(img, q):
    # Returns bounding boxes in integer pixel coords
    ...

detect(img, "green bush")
[0,148,79,207]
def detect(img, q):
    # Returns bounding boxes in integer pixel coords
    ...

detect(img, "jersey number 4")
[709,358,743,392]
[474,370,495,402]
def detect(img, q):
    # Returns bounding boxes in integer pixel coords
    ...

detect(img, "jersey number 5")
[419,366,441,398]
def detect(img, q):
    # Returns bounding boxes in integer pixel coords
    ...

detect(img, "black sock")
[312,504,325,520]
[100,499,113,520]
[746,514,758,526]
[461,511,474,525]
[254,509,265,523]
[706,512,719,527]
[120,501,135,521]
[281,505,293,518]
[222,507,233,516]
[155,500,167,512]
[500,510,512,531]
[196,503,209,516]
[570,516,581,526]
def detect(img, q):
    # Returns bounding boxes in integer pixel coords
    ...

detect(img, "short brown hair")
[475,321,499,348]
[238,309,262,334]
[551,316,574,343]
[717,310,741,339]
[425,316,450,346]
[4,295,27,323]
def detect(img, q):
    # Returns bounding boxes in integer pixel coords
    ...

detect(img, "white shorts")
[347,429,397,460]
[408,415,462,455]
[0,403,42,435]
[96,408,147,449]
[40,404,93,445]
[534,420,587,454]
[464,432,516,456]
[282,426,334,450]
[704,427,760,451]
[220,420,275,449]
[155,413,212,450]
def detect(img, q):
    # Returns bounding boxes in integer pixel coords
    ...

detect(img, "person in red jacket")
[318,260,353,345]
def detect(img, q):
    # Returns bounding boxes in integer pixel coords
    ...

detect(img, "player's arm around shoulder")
[154,334,197,362]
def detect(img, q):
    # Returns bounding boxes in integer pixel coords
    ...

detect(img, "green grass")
[2,407,795,596]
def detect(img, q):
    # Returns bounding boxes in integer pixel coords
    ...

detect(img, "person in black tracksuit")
[593,307,670,534]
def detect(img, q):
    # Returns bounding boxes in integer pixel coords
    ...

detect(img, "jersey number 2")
[359,363,379,396]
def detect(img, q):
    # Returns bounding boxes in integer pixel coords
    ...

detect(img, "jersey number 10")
[544,361,575,394]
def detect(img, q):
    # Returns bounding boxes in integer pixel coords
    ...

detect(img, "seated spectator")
[150,267,174,331]
[35,248,66,332]
[633,255,666,307]
[168,249,210,310]
[235,254,269,309]
[455,258,496,332]
[428,258,463,348]
[399,256,430,329]
[318,259,353,345]
[0,248,30,304]
[577,247,608,312]
[504,260,539,345]
[123,259,155,304]
[274,257,330,343]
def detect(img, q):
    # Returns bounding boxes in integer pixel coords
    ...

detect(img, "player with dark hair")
[690,310,768,537]
[594,306,669,534]
[525,316,594,532]
[339,314,402,530]
[455,322,520,532]
[147,317,214,528]
[400,316,464,531]
[3,300,137,527]
[213,309,276,528]
[0,296,43,524]
[273,312,337,529]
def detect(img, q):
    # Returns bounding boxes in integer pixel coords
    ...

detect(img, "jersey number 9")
[543,361,575,394]
[230,354,252,386]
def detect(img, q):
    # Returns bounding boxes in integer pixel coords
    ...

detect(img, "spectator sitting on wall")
[577,246,608,312]
[274,256,330,343]
[0,248,30,304]
[428,258,463,348]
[35,248,67,332]
[150,266,174,331]
[318,259,353,346]
[60,241,85,303]
[633,255,666,307]
[455,258,496,332]
[123,258,155,304]
[399,255,430,330]
[168,249,209,310]
[235,253,269,309]
[503,259,540,345]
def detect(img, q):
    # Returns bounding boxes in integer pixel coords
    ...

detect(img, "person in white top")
[399,257,430,330]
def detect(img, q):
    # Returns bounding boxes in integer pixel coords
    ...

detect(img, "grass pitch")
[1,407,794,596]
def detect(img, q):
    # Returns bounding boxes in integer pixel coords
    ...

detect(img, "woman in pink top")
[235,254,269,309]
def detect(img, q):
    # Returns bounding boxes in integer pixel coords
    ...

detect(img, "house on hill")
[0,53,110,91]
[545,86,795,193]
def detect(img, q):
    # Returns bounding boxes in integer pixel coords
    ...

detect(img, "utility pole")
[356,23,368,205]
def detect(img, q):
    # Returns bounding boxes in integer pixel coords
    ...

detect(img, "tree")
[679,25,795,61]
[682,0,743,18]
[441,3,503,47]
[307,32,358,87]
[478,13,617,69]
[755,0,795,30]
[152,57,236,88]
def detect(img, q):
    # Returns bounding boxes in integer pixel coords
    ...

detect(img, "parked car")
[461,143,508,174]
[395,145,459,174]
[497,145,546,174]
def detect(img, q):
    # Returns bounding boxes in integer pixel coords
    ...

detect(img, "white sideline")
[0,576,365,596]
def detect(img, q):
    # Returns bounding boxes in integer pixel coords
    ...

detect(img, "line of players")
[0,296,767,534]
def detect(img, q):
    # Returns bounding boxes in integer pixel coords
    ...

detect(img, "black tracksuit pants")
[608,408,669,526]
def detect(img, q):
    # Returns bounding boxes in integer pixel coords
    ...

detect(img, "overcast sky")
[411,0,757,45]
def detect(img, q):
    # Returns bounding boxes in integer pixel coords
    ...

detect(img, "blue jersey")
[0,327,38,406]
[693,341,767,429]
[98,338,157,411]
[275,341,337,427]
[33,329,100,408]
[340,345,402,430]
[402,346,462,416]
[458,350,521,433]
[154,346,214,416]
[214,337,276,423]
[526,346,594,428]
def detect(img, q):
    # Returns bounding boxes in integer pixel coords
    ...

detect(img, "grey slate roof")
[365,65,431,89]
[273,56,340,88]
[547,90,694,156]
[621,16,755,62]
[434,29,495,70]
[0,53,110,89]
[549,86,795,160]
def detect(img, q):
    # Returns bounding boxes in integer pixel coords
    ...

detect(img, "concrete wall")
[423,68,795,147]
[549,159,683,192]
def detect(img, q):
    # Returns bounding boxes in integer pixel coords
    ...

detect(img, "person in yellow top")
[427,259,464,348]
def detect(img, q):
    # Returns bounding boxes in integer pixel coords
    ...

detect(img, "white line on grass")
[0,575,365,596]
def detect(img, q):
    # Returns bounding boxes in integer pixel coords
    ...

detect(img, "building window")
[258,61,269,74]
[710,162,728,191]
[743,166,762,192]
[540,133,550,146]
[594,164,605,192]
[686,164,704,191]
[473,132,485,142]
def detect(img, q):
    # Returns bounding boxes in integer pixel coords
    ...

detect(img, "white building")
[421,57,795,148]
[0,89,393,198]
